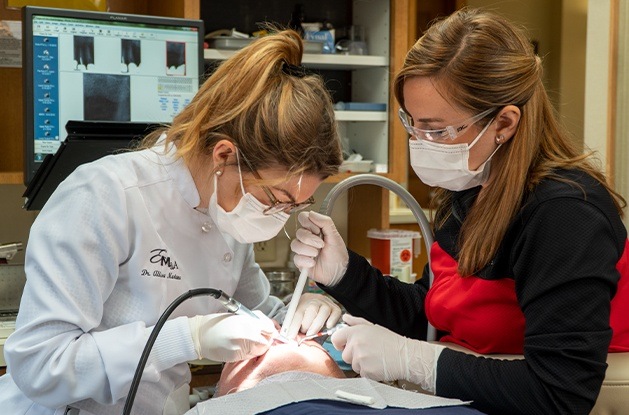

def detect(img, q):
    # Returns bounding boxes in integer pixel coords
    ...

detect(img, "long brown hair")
[394,8,625,276]
[142,29,342,181]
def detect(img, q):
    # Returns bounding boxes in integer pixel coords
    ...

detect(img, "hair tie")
[281,60,307,78]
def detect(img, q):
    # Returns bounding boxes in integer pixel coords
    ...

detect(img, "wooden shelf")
[0,172,23,185]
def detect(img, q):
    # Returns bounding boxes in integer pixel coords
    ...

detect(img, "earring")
[495,134,505,144]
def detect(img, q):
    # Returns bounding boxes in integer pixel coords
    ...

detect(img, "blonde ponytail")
[143,29,342,180]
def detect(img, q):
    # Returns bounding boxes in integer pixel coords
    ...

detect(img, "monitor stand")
[23,121,163,211]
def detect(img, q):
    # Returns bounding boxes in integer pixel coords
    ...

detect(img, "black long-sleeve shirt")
[322,169,628,415]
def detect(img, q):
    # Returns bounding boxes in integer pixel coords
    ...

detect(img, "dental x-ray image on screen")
[166,41,186,75]
[121,39,141,73]
[73,35,94,70]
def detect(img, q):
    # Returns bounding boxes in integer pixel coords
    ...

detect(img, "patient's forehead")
[222,338,333,378]
[217,338,341,396]
[268,339,328,360]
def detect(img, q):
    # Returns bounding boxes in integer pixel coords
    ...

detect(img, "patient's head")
[215,338,345,396]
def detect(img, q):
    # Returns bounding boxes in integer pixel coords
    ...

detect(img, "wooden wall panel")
[347,185,389,258]
[0,68,23,175]
[0,5,24,182]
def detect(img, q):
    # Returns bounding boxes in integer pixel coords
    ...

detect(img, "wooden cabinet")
[106,0,199,20]
[0,5,23,183]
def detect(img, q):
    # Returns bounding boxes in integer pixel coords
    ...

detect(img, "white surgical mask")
[208,155,290,244]
[409,119,498,191]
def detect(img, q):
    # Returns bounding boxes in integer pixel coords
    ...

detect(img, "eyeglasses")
[398,107,495,142]
[237,150,315,215]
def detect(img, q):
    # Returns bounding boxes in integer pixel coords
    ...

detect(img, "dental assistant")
[0,30,343,415]
[291,9,629,415]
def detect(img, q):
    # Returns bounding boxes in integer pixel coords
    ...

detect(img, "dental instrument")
[216,290,259,320]
[297,322,348,345]
[280,213,323,341]
[216,291,290,344]
[279,267,310,340]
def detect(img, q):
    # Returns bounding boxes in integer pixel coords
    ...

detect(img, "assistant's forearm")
[322,250,429,339]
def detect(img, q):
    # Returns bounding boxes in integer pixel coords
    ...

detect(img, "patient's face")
[215,338,345,396]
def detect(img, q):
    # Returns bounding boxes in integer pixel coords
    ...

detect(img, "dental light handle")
[279,267,310,339]
[217,291,259,320]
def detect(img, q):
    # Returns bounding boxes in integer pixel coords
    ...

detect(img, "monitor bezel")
[22,6,205,185]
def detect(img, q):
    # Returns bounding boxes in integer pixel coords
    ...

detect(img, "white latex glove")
[291,211,349,286]
[188,311,277,362]
[285,293,342,338]
[331,314,445,393]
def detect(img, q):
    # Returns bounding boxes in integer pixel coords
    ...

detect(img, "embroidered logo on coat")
[140,248,182,280]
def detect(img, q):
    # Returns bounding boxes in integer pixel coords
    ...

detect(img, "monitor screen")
[22,6,204,185]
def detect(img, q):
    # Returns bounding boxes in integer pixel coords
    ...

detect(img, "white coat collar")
[155,139,201,209]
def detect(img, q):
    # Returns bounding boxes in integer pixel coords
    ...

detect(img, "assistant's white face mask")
[208,152,289,244]
[409,119,498,191]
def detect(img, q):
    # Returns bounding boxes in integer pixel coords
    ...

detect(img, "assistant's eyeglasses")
[237,150,315,215]
[398,107,495,142]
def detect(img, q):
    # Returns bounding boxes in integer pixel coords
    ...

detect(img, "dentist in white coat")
[0,30,342,415]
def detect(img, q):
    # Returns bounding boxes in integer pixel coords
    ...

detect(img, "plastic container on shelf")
[367,229,422,283]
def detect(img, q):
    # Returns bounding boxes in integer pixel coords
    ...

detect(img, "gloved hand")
[330,314,445,393]
[285,293,342,338]
[188,311,277,362]
[291,211,349,286]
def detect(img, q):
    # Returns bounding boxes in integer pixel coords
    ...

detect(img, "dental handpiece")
[297,322,348,345]
[216,291,291,344]
[217,292,259,320]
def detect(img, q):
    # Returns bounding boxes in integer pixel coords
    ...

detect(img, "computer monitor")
[22,6,204,185]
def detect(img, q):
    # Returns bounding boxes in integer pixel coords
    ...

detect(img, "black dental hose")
[122,288,223,415]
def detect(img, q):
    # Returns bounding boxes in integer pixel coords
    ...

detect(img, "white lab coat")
[0,143,284,414]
